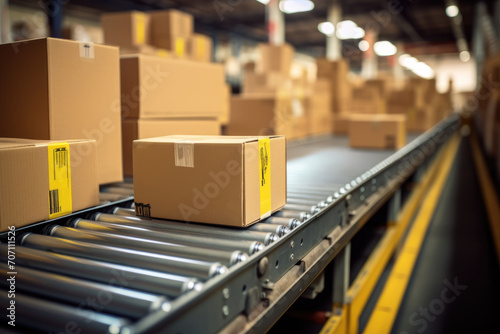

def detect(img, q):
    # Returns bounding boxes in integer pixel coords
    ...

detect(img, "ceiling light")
[399,54,418,68]
[411,62,434,79]
[358,40,369,51]
[318,22,335,36]
[373,41,397,56]
[336,20,364,40]
[459,50,471,62]
[279,0,314,14]
[446,5,459,18]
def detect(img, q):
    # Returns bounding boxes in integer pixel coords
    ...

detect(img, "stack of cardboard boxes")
[0,38,121,229]
[228,44,330,139]
[101,10,229,176]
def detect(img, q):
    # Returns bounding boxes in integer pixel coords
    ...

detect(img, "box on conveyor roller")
[133,135,286,227]
[0,138,99,231]
[349,114,407,150]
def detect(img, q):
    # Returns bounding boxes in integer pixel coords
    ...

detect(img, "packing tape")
[48,143,72,219]
[259,138,271,219]
[136,13,146,44]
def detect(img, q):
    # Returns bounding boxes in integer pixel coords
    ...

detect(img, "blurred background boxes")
[349,114,407,150]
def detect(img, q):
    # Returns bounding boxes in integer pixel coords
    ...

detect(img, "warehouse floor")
[359,135,500,333]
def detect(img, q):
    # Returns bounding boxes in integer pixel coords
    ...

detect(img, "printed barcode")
[49,189,60,215]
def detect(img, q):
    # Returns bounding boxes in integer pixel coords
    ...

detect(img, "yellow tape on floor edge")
[48,143,72,219]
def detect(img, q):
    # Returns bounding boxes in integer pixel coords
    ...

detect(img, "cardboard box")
[316,58,352,113]
[120,55,225,118]
[406,108,434,133]
[347,86,386,114]
[332,113,350,135]
[220,84,231,125]
[122,118,221,176]
[187,34,212,62]
[0,38,122,185]
[150,35,187,58]
[257,43,294,75]
[349,114,406,149]
[226,94,301,139]
[0,138,99,231]
[149,10,193,38]
[386,89,416,114]
[102,11,150,48]
[133,135,286,226]
[309,80,332,135]
[242,72,292,95]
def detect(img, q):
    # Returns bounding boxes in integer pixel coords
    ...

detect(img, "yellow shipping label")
[197,36,205,59]
[259,138,271,219]
[48,143,72,219]
[176,38,185,57]
[136,13,146,44]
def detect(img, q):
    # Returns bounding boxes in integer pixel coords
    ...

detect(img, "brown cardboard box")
[349,114,406,149]
[122,118,221,176]
[220,84,231,125]
[149,10,193,38]
[347,86,386,114]
[386,89,416,114]
[0,38,122,185]
[332,113,350,134]
[226,94,301,139]
[120,55,225,118]
[0,138,99,230]
[309,80,332,135]
[150,35,187,58]
[102,11,150,48]
[316,58,352,113]
[406,107,434,133]
[242,72,292,95]
[187,34,212,62]
[133,135,286,226]
[257,43,294,75]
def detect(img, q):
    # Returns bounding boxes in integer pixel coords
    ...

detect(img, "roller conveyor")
[0,116,460,333]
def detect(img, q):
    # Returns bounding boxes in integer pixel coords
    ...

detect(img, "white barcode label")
[174,141,195,168]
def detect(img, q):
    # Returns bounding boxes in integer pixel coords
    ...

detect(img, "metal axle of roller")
[70,219,264,255]
[282,203,321,214]
[92,213,279,246]
[0,263,168,319]
[273,210,311,222]
[262,216,302,229]
[0,244,201,298]
[19,233,227,281]
[0,293,131,334]
[286,198,329,208]
[46,225,248,267]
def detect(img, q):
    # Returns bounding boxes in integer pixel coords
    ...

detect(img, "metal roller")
[262,216,302,229]
[282,203,321,214]
[0,263,168,319]
[69,219,264,255]
[287,193,331,201]
[0,293,131,334]
[246,223,290,237]
[99,193,130,202]
[286,198,329,208]
[92,213,279,246]
[19,233,227,281]
[273,210,311,222]
[114,207,135,216]
[0,244,201,298]
[47,225,248,267]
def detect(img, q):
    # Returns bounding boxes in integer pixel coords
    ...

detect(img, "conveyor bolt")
[223,288,230,300]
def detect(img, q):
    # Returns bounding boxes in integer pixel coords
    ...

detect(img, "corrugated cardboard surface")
[309,80,333,135]
[149,10,193,38]
[133,135,286,226]
[349,114,406,149]
[0,38,122,185]
[122,118,221,176]
[120,55,225,118]
[102,11,150,47]
[0,138,99,231]
[316,58,352,113]
[220,84,231,125]
[332,113,350,135]
[257,43,294,75]
[187,34,212,62]
[242,72,292,95]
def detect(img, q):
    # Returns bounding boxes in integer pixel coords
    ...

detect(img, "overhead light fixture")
[446,5,459,18]
[459,50,471,62]
[411,62,434,79]
[279,0,314,14]
[398,54,418,69]
[358,40,369,51]
[373,41,397,56]
[336,20,365,39]
[318,22,335,36]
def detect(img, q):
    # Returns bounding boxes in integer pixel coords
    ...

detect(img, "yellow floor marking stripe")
[363,133,461,334]
[471,133,500,266]
[344,131,447,334]
[320,306,348,334]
